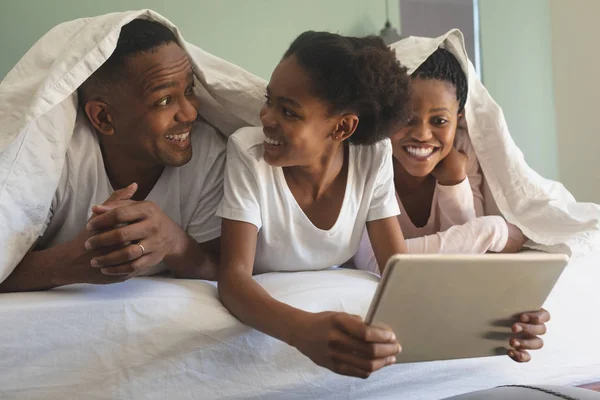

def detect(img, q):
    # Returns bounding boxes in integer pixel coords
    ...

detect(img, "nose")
[409,122,432,142]
[260,104,278,130]
[175,96,198,123]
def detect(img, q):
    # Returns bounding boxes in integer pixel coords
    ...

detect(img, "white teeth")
[166,132,190,142]
[405,146,434,157]
[265,136,283,146]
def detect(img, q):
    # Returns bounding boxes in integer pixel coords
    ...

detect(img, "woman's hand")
[432,147,468,186]
[292,312,400,378]
[501,222,528,253]
[508,308,550,362]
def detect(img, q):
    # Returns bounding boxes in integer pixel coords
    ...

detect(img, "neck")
[99,136,164,201]
[393,157,433,193]
[285,143,346,200]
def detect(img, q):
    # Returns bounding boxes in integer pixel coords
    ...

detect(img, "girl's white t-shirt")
[216,127,400,274]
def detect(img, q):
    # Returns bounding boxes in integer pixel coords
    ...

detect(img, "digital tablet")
[365,253,568,363]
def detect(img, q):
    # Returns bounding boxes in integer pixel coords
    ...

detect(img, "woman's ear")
[84,101,116,136]
[332,113,359,142]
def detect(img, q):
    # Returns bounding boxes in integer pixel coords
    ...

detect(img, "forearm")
[353,232,380,274]
[164,231,219,281]
[437,178,477,230]
[0,242,79,293]
[355,216,509,275]
[366,216,407,275]
[408,216,508,253]
[218,270,309,346]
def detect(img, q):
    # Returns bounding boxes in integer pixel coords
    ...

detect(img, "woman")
[217,31,411,379]
[355,47,548,363]
[356,48,525,262]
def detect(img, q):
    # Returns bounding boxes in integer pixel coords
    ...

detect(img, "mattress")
[0,250,598,400]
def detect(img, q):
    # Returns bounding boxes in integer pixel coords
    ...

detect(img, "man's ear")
[84,100,115,136]
[456,112,468,132]
[332,113,359,142]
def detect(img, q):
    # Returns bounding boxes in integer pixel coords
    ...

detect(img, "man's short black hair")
[79,19,178,103]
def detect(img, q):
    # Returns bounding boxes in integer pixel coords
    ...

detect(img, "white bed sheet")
[1,251,598,400]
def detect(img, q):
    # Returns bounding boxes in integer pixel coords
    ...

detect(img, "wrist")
[437,175,466,186]
[284,309,313,348]
[49,241,85,287]
[168,224,190,258]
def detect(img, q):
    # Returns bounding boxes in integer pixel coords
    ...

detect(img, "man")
[0,19,224,292]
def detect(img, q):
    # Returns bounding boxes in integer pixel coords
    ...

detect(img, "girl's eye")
[283,108,297,118]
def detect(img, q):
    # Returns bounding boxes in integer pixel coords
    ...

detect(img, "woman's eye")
[264,94,272,106]
[433,117,448,125]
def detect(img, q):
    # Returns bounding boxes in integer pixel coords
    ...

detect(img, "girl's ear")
[331,113,359,142]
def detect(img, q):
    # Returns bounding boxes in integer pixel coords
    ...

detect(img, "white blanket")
[0,10,266,283]
[2,19,599,285]
[390,30,600,256]
[1,251,599,399]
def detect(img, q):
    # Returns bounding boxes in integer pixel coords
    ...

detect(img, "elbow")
[217,266,250,308]
[217,272,236,308]
[170,267,217,281]
[170,253,220,281]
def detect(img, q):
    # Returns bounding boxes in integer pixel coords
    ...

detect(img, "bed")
[1,250,598,400]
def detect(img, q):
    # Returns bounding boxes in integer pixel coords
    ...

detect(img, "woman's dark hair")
[284,31,411,145]
[412,48,468,113]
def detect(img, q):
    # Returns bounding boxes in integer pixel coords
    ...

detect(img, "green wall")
[1,0,561,181]
[479,0,559,180]
[0,0,399,80]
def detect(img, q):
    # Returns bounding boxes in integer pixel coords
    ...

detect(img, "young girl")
[355,48,548,363]
[216,31,412,379]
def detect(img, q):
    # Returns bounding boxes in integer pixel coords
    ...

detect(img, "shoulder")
[66,115,101,163]
[178,120,227,180]
[229,126,264,149]
[349,139,393,190]
[190,120,227,161]
[172,121,228,195]
[61,115,102,193]
[227,126,265,163]
[352,138,392,167]
[372,138,393,155]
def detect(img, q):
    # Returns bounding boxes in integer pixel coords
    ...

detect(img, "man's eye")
[264,94,272,106]
[156,97,170,106]
[185,83,196,96]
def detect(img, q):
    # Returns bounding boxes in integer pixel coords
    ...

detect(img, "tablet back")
[365,253,568,363]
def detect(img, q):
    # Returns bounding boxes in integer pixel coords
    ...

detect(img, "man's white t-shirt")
[216,127,400,274]
[37,114,226,275]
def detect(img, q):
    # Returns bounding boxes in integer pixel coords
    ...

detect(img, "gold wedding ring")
[137,242,145,255]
